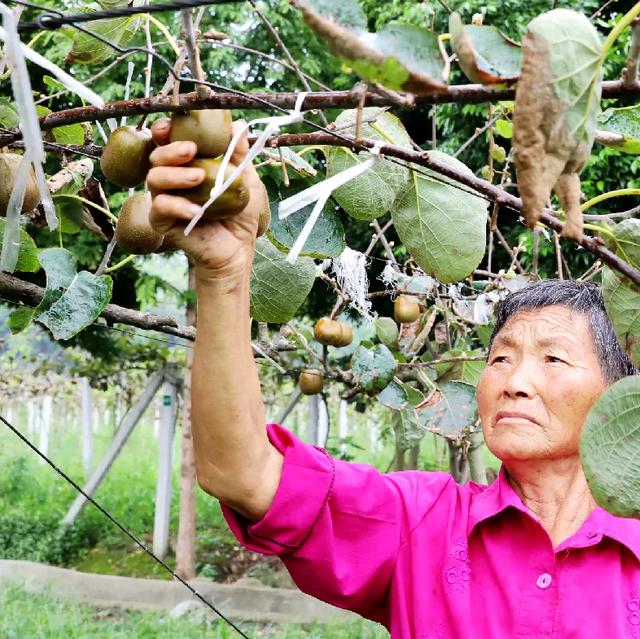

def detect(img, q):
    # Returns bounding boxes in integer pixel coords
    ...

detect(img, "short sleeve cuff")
[220,423,335,555]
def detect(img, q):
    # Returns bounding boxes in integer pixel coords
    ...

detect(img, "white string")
[280,141,384,264]
[183,92,308,236]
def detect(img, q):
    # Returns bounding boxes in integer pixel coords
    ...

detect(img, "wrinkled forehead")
[491,305,592,351]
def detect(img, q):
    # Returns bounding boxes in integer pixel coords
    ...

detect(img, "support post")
[307,394,319,445]
[318,396,328,447]
[81,377,94,477]
[338,399,348,456]
[153,379,177,560]
[62,371,164,526]
[38,396,52,464]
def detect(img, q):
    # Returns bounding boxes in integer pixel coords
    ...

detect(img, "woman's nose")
[502,361,537,399]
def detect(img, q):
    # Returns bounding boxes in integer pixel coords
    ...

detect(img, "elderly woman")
[147,120,640,638]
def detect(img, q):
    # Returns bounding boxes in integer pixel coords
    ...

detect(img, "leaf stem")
[581,188,640,212]
[104,254,136,274]
[139,13,181,56]
[52,194,117,223]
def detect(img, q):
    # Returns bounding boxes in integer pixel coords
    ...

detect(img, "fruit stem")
[52,194,117,224]
[181,8,209,98]
[136,114,148,130]
[103,254,136,274]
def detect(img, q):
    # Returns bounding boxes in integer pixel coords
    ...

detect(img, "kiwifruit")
[170,109,232,158]
[298,369,324,395]
[314,317,341,346]
[314,317,352,347]
[100,126,154,188]
[394,295,420,324]
[256,186,271,237]
[115,193,164,255]
[0,153,40,215]
[168,158,249,220]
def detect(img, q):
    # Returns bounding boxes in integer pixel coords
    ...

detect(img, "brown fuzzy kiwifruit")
[168,158,249,220]
[333,321,353,347]
[394,295,420,324]
[170,109,233,158]
[115,193,164,255]
[298,369,324,395]
[0,153,40,215]
[100,126,154,188]
[314,317,353,347]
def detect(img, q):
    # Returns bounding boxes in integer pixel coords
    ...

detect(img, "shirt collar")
[468,465,640,563]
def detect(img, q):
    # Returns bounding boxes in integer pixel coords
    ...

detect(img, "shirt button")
[536,573,553,589]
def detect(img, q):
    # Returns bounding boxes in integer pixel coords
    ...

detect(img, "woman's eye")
[491,355,507,364]
[546,355,565,364]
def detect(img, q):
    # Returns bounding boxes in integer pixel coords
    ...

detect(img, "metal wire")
[0,411,254,639]
[13,0,246,32]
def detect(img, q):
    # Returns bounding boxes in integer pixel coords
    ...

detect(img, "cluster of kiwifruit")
[101,108,265,255]
[313,317,353,347]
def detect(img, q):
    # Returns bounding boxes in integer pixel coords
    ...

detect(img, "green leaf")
[250,237,316,323]
[0,219,39,273]
[351,343,397,393]
[449,13,521,85]
[374,316,399,350]
[598,105,640,154]
[354,24,446,92]
[52,123,85,146]
[326,109,412,221]
[601,267,640,368]
[7,307,34,334]
[435,349,486,385]
[391,151,487,283]
[267,182,345,259]
[494,119,513,139]
[606,219,640,271]
[416,381,478,440]
[298,3,444,94]
[581,375,640,517]
[377,379,408,410]
[43,75,65,92]
[0,97,18,129]
[37,271,113,340]
[65,15,140,65]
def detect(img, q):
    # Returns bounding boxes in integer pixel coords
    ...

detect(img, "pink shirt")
[222,424,640,638]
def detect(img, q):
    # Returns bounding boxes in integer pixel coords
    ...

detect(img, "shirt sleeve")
[221,423,453,622]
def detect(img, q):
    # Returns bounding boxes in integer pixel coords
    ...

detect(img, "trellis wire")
[14,0,246,32]
[0,410,254,639]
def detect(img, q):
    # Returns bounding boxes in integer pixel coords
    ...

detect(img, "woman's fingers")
[147,165,205,196]
[149,140,197,168]
[151,117,172,146]
[149,193,201,235]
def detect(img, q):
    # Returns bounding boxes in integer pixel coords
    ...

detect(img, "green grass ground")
[0,586,388,639]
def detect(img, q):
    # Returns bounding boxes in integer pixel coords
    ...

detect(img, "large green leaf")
[355,24,445,92]
[250,237,316,323]
[374,316,399,350]
[601,267,640,368]
[298,2,444,93]
[37,271,113,340]
[351,343,397,393]
[0,97,18,129]
[378,378,423,410]
[449,13,521,85]
[392,151,487,283]
[268,182,345,258]
[580,375,640,517]
[65,15,140,65]
[416,381,478,440]
[0,219,39,273]
[598,105,640,154]
[326,109,412,221]
[8,248,77,335]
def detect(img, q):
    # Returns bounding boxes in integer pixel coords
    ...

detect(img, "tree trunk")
[407,443,420,470]
[175,263,197,581]
[467,430,487,484]
[392,412,406,471]
[448,440,470,484]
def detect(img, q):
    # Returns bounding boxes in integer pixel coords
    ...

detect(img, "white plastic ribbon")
[183,92,309,236]
[333,246,372,319]
[279,141,384,264]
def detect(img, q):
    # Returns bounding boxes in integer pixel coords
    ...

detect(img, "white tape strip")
[280,141,384,264]
[183,92,308,236]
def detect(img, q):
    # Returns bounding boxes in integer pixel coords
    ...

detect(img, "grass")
[0,585,388,639]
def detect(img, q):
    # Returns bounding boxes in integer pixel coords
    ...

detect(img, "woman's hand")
[147,117,268,279]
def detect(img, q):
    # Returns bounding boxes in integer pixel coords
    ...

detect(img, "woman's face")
[477,305,608,463]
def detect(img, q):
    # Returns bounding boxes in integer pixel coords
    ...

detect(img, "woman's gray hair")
[489,279,637,384]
